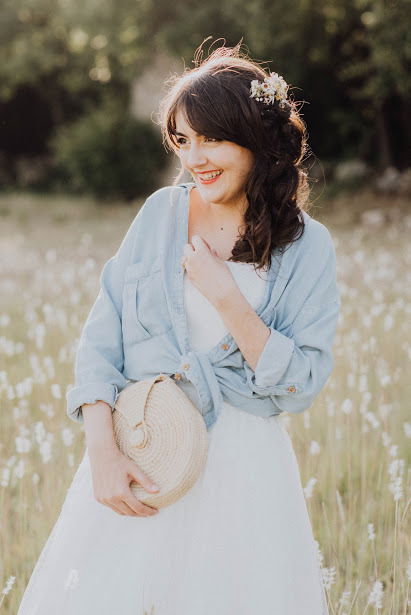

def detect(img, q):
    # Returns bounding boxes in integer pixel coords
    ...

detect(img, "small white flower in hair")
[250,72,289,108]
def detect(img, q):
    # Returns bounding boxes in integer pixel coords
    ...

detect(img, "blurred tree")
[0,0,409,191]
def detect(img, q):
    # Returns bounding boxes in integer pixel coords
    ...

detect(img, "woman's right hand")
[87,445,160,517]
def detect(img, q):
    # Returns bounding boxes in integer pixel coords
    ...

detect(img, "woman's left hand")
[181,235,239,308]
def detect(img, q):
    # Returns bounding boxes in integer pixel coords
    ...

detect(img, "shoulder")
[141,184,185,213]
[295,210,336,260]
[126,184,184,232]
[276,210,337,282]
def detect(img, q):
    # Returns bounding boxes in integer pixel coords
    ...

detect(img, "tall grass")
[0,188,410,614]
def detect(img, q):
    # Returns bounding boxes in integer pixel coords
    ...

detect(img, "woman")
[17,42,339,615]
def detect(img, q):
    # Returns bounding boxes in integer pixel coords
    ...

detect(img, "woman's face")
[174,108,254,210]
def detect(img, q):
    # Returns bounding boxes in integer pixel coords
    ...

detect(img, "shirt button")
[174,373,182,380]
[221,344,229,351]
[287,385,296,393]
[182,363,190,371]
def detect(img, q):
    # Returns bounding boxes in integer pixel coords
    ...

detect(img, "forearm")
[215,287,271,372]
[82,401,117,453]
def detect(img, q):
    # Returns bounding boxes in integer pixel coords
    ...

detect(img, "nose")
[185,142,208,169]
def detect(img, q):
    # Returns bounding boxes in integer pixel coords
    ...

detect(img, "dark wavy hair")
[157,40,311,271]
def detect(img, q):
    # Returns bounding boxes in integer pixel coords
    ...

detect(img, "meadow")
[0,186,410,614]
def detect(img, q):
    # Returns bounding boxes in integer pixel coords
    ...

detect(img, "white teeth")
[199,170,222,180]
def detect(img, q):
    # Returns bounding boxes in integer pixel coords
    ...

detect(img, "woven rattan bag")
[112,373,209,509]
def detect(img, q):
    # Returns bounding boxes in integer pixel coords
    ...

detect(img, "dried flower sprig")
[250,72,289,109]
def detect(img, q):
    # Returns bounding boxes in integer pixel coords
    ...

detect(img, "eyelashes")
[176,136,221,145]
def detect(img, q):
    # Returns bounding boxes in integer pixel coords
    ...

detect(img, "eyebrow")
[174,131,200,137]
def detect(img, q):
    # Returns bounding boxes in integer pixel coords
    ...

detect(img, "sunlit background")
[0,1,410,613]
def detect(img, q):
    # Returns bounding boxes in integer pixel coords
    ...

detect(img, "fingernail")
[150,484,159,492]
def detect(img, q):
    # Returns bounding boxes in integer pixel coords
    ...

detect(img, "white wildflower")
[347,372,355,388]
[381,431,391,447]
[367,522,375,540]
[15,377,34,398]
[1,575,16,595]
[359,391,372,415]
[39,402,54,418]
[7,385,15,400]
[326,398,335,416]
[51,383,62,399]
[365,411,380,429]
[6,456,17,467]
[39,440,52,464]
[383,313,394,331]
[304,477,317,499]
[250,72,289,107]
[34,421,46,443]
[341,398,353,414]
[34,322,46,349]
[403,422,411,438]
[359,373,368,392]
[309,440,321,455]
[61,428,74,447]
[13,459,26,479]
[15,436,32,454]
[338,589,351,608]
[314,540,324,567]
[43,356,55,378]
[388,458,404,501]
[322,566,337,591]
[367,579,384,609]
[380,373,391,387]
[1,468,10,487]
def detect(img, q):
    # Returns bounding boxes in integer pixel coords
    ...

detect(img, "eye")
[174,135,222,147]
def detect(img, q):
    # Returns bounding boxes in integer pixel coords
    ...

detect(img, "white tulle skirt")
[17,402,328,615]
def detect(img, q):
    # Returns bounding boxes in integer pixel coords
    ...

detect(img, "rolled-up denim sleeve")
[66,205,145,423]
[243,230,341,414]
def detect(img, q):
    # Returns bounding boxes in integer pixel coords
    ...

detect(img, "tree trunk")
[375,101,393,171]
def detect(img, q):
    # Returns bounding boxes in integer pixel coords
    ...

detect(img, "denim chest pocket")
[122,261,173,343]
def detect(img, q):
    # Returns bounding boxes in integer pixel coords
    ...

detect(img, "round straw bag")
[112,373,209,509]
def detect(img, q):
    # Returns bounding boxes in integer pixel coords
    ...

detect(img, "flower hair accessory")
[250,72,289,110]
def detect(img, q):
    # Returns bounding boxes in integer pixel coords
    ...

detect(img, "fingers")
[127,462,160,494]
[97,492,159,517]
[92,454,161,517]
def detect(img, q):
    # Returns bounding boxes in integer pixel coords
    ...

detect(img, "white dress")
[17,261,329,615]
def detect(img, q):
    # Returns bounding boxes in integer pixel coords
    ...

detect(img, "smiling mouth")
[197,170,223,181]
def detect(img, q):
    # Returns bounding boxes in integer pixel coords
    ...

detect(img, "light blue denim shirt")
[66,181,341,431]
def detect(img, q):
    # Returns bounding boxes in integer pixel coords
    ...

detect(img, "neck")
[196,191,247,228]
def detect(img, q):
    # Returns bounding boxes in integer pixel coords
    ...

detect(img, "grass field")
[0,186,410,614]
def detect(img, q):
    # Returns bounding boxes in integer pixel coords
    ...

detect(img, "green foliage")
[0,0,410,191]
[50,101,168,201]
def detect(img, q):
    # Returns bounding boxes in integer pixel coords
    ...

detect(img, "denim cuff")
[253,327,295,387]
[66,382,119,423]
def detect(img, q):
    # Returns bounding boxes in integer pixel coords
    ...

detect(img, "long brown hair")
[156,40,311,270]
